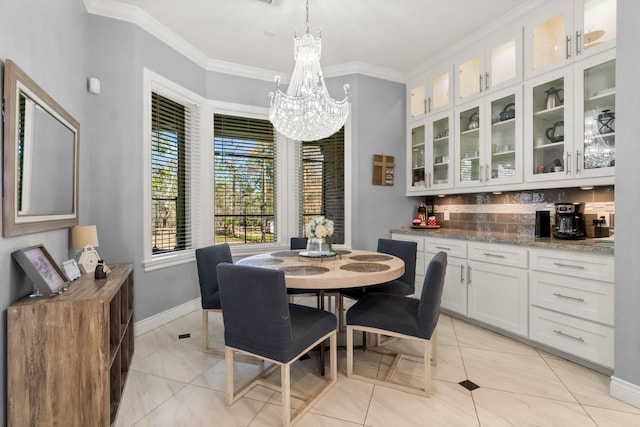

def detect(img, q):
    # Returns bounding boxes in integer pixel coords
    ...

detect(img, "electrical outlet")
[444,210,450,221]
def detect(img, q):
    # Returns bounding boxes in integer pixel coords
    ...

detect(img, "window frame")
[142,70,352,269]
[142,68,207,271]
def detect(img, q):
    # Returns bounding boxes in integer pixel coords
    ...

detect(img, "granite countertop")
[390,228,614,255]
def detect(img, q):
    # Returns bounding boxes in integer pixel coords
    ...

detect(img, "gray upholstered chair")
[345,251,447,396]
[217,263,337,427]
[195,243,232,355]
[339,238,418,330]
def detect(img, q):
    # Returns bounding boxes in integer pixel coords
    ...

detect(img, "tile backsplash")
[419,186,614,237]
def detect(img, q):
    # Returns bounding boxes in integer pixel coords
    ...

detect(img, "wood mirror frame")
[2,59,79,236]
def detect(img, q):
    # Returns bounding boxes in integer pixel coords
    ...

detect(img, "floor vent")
[459,379,480,391]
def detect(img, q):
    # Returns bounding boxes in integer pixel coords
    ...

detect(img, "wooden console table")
[7,263,134,426]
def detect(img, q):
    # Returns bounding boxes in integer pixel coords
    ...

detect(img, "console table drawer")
[530,271,614,325]
[530,306,613,368]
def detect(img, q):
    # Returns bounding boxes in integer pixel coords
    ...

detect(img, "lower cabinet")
[467,243,529,337]
[529,249,614,368]
[392,233,614,370]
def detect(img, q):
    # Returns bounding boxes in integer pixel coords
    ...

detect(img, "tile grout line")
[449,316,483,427]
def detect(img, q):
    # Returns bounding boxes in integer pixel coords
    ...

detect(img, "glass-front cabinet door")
[407,121,426,193]
[426,111,454,190]
[525,0,616,78]
[455,104,482,188]
[576,0,616,58]
[486,88,523,186]
[408,63,453,119]
[575,51,616,178]
[456,26,522,105]
[525,68,574,182]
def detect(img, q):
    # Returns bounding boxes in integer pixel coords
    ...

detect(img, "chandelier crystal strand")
[268,0,349,141]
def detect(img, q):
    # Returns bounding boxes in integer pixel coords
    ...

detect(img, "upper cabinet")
[524,0,616,78]
[455,24,523,104]
[525,49,615,183]
[409,63,453,120]
[455,86,524,189]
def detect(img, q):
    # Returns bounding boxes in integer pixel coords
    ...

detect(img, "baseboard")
[610,376,640,409]
[134,298,200,336]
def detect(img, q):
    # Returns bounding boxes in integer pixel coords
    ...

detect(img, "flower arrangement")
[305,216,335,254]
[305,216,334,239]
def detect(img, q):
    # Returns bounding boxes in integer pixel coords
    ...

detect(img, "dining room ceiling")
[91,0,532,80]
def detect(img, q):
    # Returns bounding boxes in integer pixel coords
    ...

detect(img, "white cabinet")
[455,86,523,189]
[407,120,427,192]
[409,63,453,119]
[529,248,614,368]
[425,110,454,190]
[467,243,529,337]
[524,0,616,78]
[455,24,523,104]
[425,238,468,315]
[524,49,615,184]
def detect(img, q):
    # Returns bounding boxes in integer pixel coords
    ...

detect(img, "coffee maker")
[553,202,586,240]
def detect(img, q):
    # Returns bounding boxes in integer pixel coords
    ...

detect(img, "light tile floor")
[115,302,640,427]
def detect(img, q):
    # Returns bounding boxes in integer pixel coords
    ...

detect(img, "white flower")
[305,216,334,239]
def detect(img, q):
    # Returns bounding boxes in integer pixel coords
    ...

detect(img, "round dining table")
[236,248,405,290]
[237,248,405,375]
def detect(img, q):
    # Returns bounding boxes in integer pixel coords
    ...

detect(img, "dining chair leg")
[202,310,208,352]
[431,325,439,366]
[225,346,234,405]
[346,325,354,377]
[281,363,291,427]
[424,340,431,396]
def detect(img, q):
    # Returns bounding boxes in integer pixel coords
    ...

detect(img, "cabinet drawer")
[468,242,528,268]
[392,234,424,252]
[529,249,613,282]
[425,237,467,258]
[530,271,614,325]
[530,306,613,368]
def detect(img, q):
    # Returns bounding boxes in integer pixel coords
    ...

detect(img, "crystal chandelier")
[269,0,349,141]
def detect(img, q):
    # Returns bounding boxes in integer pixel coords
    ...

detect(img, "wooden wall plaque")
[372,155,395,186]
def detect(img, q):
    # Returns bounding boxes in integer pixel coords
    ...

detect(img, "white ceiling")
[87,0,535,81]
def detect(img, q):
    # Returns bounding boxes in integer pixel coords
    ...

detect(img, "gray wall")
[0,0,90,422]
[613,0,640,392]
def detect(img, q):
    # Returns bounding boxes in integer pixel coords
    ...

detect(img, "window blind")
[213,114,276,244]
[151,91,200,255]
[300,127,345,244]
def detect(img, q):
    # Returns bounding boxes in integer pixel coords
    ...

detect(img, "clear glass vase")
[306,237,330,255]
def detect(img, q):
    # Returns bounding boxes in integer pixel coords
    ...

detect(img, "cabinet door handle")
[423,99,428,114]
[435,246,451,251]
[553,292,585,302]
[554,329,584,342]
[427,172,432,188]
[483,252,505,258]
[479,164,484,183]
[427,97,432,113]
[467,265,472,285]
[479,74,483,93]
[485,163,490,182]
[576,150,582,174]
[576,30,582,55]
[553,262,586,270]
[460,264,465,283]
[565,151,571,175]
[565,35,572,59]
[485,72,490,90]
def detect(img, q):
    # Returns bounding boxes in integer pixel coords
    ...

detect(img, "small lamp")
[71,225,101,274]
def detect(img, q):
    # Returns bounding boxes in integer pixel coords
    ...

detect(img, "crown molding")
[83,0,406,83]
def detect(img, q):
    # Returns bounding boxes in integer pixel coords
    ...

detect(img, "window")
[143,69,203,271]
[213,114,276,245]
[300,127,345,244]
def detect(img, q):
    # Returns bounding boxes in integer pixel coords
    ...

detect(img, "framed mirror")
[3,60,79,236]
